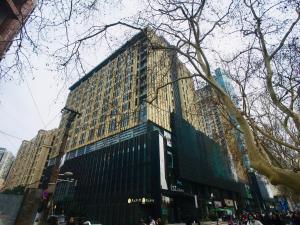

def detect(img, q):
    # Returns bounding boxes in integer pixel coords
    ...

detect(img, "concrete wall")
[0,193,23,225]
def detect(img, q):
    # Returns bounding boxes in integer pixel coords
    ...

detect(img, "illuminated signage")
[127,197,155,204]
[224,199,234,207]
[170,185,184,192]
[214,201,222,208]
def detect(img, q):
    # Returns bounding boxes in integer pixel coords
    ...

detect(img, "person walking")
[292,212,300,225]
[156,218,162,225]
[67,217,76,225]
[247,214,264,225]
[148,216,156,225]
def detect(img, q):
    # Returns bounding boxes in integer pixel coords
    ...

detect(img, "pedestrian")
[156,218,162,225]
[148,216,156,225]
[67,217,76,225]
[292,212,300,225]
[247,214,264,225]
[241,213,249,225]
[228,215,234,225]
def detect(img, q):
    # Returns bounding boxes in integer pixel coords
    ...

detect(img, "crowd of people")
[228,211,300,225]
[139,216,163,225]
[46,210,300,225]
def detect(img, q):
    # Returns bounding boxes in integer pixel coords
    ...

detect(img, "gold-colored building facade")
[5,129,57,189]
[50,30,202,158]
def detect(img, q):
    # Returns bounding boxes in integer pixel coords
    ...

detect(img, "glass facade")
[49,120,248,225]
[54,128,161,225]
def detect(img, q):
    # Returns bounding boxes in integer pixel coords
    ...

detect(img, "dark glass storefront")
[54,128,161,225]
[50,119,249,225]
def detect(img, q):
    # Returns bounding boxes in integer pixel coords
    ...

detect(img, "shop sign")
[170,185,184,192]
[127,197,155,204]
[214,201,222,208]
[224,199,234,207]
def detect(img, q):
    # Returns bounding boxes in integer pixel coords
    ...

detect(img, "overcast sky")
[0,0,144,156]
[0,0,277,156]
[0,62,67,155]
[0,0,243,156]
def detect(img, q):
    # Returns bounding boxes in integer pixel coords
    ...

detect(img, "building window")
[140,86,147,96]
[113,89,120,98]
[88,129,95,141]
[139,104,147,122]
[91,119,97,126]
[112,99,118,107]
[120,114,129,128]
[111,108,118,116]
[71,137,77,148]
[109,118,116,132]
[79,133,85,145]
[99,115,106,123]
[102,105,108,114]
[97,124,105,137]
[123,93,131,102]
[122,102,129,112]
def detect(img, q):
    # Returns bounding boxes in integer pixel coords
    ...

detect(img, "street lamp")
[48,171,74,189]
[59,172,73,177]
[49,171,76,216]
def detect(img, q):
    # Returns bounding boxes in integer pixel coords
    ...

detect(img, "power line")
[0,130,24,140]
[1,105,28,131]
[1,133,18,149]
[45,111,61,129]
[24,78,47,128]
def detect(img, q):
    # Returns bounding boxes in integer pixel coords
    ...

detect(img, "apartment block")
[0,147,14,189]
[46,30,253,225]
[197,69,248,182]
[5,129,57,189]
[49,29,202,160]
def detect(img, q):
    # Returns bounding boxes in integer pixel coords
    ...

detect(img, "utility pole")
[41,107,80,224]
[49,107,81,186]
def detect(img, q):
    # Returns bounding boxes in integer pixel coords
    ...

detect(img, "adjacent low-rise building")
[0,147,14,189]
[197,69,249,183]
[4,129,57,190]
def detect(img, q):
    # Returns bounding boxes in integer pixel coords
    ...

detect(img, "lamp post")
[34,171,74,225]
[42,107,80,224]
[210,193,219,225]
[50,172,75,216]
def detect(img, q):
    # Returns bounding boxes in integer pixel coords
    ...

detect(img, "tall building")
[0,147,14,189]
[0,0,35,60]
[197,83,248,183]
[4,129,57,190]
[48,29,202,161]
[197,68,278,211]
[46,30,248,225]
